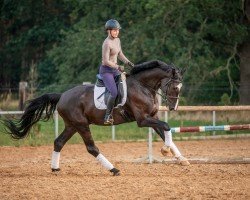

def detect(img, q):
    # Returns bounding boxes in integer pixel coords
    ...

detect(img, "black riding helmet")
[105,19,121,30]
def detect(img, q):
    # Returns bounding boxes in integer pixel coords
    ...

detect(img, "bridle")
[159,78,182,105]
[136,77,182,106]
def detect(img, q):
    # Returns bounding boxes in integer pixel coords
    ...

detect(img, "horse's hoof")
[110,168,120,176]
[161,145,173,157]
[177,157,190,166]
[179,160,190,166]
[52,168,61,172]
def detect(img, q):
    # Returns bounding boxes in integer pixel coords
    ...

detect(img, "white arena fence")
[1,106,250,139]
[2,107,249,165]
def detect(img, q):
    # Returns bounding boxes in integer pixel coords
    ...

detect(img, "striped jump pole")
[163,124,250,164]
[171,124,250,133]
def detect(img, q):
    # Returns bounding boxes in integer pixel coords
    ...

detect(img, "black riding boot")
[104,96,116,125]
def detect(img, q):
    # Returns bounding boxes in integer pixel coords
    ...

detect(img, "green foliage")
[219,93,231,105]
[1,0,248,104]
[0,0,75,87]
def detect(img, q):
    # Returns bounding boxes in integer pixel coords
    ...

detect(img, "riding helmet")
[105,19,121,30]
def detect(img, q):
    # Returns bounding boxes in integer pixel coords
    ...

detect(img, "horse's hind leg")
[51,126,76,172]
[76,125,120,176]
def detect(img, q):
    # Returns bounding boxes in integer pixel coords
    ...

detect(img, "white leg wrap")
[170,142,182,158]
[164,130,183,158]
[51,151,60,169]
[164,130,173,146]
[96,153,114,170]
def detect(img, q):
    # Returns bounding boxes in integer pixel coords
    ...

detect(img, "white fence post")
[212,111,216,135]
[112,125,115,141]
[165,111,168,122]
[54,111,59,138]
[148,128,153,164]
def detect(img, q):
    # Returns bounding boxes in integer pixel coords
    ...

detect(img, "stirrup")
[104,115,114,125]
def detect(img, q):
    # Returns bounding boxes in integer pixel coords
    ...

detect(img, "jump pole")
[171,124,250,133]
[162,157,250,164]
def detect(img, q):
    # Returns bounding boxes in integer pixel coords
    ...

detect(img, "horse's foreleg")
[153,127,173,147]
[137,117,170,131]
[137,117,174,155]
[77,126,120,176]
[153,127,173,156]
[52,126,76,171]
[137,117,177,152]
[153,126,190,165]
[137,117,171,152]
[137,117,190,166]
[153,127,165,141]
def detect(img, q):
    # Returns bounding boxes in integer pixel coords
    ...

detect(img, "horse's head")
[161,67,185,111]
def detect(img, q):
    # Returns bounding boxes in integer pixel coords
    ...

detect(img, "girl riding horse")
[100,19,134,125]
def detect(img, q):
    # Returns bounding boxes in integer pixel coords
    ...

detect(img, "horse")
[2,60,189,176]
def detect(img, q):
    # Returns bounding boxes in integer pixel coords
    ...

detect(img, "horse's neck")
[135,69,166,91]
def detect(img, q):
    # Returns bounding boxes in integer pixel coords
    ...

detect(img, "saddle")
[94,73,127,110]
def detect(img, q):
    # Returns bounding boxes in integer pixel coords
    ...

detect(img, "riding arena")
[0,105,249,199]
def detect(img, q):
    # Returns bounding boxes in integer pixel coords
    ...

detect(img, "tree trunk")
[239,0,250,104]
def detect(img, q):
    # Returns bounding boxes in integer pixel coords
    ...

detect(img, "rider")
[99,19,134,125]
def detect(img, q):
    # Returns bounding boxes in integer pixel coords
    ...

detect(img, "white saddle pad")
[94,73,127,110]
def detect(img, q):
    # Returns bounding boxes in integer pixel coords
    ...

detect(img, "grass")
[0,116,249,147]
[1,99,249,146]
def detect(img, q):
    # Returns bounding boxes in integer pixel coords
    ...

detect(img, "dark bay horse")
[2,60,188,176]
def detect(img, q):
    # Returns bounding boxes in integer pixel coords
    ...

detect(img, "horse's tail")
[2,93,61,139]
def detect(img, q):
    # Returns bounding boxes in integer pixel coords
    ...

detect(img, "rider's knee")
[110,90,117,98]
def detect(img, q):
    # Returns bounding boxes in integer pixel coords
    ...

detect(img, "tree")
[1,0,248,105]
[0,0,74,89]
[46,0,248,104]
[239,0,250,104]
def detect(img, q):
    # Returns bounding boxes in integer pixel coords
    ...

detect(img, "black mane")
[130,60,173,75]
